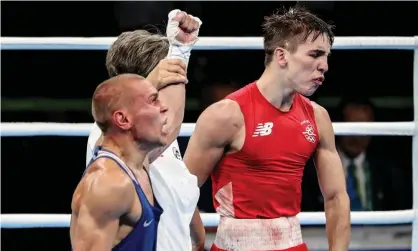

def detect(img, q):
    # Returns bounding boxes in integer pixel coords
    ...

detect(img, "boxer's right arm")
[148,84,185,163]
[147,10,201,163]
[184,99,241,186]
[71,163,134,251]
[146,59,188,163]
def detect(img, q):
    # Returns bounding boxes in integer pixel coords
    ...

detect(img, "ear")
[113,109,131,130]
[274,47,287,67]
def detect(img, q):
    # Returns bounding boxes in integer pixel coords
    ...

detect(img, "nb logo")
[143,219,153,227]
[252,122,274,137]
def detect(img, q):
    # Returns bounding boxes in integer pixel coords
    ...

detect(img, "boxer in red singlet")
[184,6,350,251]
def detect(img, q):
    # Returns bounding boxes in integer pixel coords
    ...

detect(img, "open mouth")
[161,118,169,135]
[312,77,324,85]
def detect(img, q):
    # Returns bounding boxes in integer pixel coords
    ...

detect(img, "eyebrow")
[310,49,331,56]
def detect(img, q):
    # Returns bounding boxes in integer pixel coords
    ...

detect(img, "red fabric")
[212,82,318,219]
[210,242,309,251]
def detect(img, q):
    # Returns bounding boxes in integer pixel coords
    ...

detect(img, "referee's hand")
[146,58,188,90]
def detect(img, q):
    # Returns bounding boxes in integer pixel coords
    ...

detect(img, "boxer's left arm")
[312,102,350,251]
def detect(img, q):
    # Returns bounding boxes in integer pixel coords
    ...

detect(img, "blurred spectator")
[201,81,241,109]
[302,96,408,211]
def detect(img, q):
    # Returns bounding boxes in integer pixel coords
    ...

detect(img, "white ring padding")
[1,36,418,50]
[0,122,415,137]
[0,210,415,228]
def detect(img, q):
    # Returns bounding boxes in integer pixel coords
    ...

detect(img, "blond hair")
[106,30,169,77]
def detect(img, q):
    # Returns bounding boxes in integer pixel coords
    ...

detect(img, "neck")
[100,132,148,171]
[256,66,296,111]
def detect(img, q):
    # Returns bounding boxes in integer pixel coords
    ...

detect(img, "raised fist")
[167,9,202,45]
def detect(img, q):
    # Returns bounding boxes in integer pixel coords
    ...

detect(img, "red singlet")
[211,82,318,251]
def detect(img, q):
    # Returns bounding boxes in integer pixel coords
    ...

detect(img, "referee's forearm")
[159,83,186,136]
[190,208,205,250]
[324,192,350,251]
[148,84,185,163]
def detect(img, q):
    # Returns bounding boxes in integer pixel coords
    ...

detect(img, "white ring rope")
[1,36,418,251]
[1,210,415,228]
[1,36,418,50]
[0,122,416,137]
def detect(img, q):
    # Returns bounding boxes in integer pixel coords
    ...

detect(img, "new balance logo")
[143,219,153,227]
[252,122,274,137]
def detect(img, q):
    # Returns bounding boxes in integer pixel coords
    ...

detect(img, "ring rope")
[1,210,415,228]
[0,122,415,137]
[1,36,418,50]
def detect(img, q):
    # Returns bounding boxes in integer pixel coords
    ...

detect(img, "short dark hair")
[262,5,335,66]
[106,30,169,78]
[92,74,145,133]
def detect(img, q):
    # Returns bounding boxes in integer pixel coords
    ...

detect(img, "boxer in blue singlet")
[70,74,169,251]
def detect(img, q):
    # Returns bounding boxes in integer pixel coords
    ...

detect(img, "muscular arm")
[312,102,350,251]
[185,100,242,249]
[71,163,134,251]
[184,99,242,186]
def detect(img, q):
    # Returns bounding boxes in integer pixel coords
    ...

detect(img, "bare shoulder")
[195,99,243,144]
[311,101,331,121]
[199,99,243,129]
[310,101,335,145]
[76,159,135,216]
[311,101,333,129]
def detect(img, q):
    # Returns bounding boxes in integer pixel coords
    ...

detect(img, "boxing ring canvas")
[1,36,418,251]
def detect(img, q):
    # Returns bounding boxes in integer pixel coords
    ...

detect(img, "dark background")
[1,1,417,250]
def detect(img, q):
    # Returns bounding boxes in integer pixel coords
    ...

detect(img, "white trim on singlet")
[95,150,139,186]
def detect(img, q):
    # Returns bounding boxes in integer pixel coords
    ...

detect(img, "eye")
[152,97,160,105]
[149,94,159,105]
[310,50,328,59]
[310,51,321,58]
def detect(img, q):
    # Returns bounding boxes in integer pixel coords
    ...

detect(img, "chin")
[301,87,318,97]
[298,90,315,97]
[159,136,168,147]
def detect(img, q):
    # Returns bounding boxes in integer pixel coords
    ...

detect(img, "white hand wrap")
[166,9,202,67]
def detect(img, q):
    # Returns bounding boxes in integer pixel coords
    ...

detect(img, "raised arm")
[146,59,188,163]
[312,102,350,251]
[184,99,242,186]
[71,162,134,251]
[147,10,202,163]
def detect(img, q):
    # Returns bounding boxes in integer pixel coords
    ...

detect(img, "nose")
[160,103,169,114]
[318,58,328,74]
